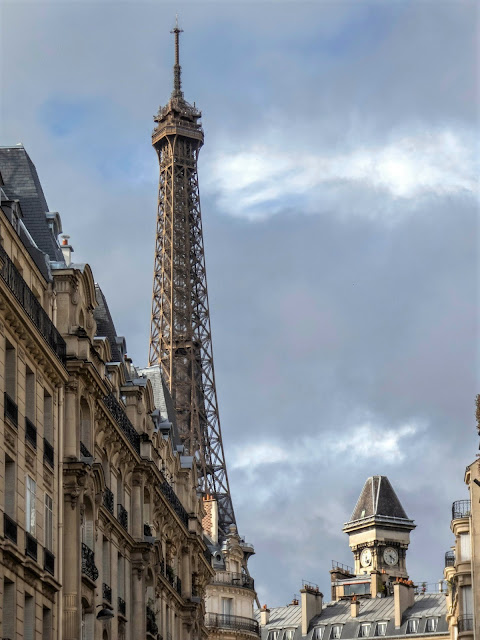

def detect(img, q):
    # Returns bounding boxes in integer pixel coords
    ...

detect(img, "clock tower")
[343,476,415,580]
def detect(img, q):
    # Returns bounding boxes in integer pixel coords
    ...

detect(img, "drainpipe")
[58,385,64,640]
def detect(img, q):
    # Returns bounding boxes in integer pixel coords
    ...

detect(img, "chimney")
[370,570,381,598]
[260,606,270,626]
[351,595,360,618]
[61,235,73,266]
[301,585,323,636]
[202,495,218,544]
[393,580,415,627]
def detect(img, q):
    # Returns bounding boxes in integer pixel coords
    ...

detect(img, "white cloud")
[232,418,422,473]
[205,129,477,221]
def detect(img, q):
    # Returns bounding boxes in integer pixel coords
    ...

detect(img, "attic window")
[285,630,295,640]
[375,622,387,636]
[267,632,279,640]
[358,623,371,638]
[313,629,325,640]
[425,619,438,632]
[406,619,419,634]
[331,625,343,639]
[361,509,366,517]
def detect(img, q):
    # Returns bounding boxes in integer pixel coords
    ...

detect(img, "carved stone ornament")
[5,429,16,450]
[25,450,35,469]
[18,348,26,362]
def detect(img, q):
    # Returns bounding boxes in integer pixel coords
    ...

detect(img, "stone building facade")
[0,145,214,639]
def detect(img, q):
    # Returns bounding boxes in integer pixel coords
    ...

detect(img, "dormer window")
[358,623,371,637]
[375,622,387,636]
[425,619,438,632]
[285,630,295,640]
[406,619,419,634]
[331,625,343,639]
[313,628,326,640]
[267,631,279,640]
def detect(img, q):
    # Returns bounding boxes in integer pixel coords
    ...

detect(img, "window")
[25,367,35,421]
[313,628,325,640]
[221,597,233,616]
[459,533,471,562]
[5,339,16,399]
[425,619,438,632]
[25,593,34,640]
[359,623,371,638]
[43,606,52,640]
[267,632,279,640]
[285,630,295,640]
[45,494,53,551]
[5,455,15,517]
[103,537,110,586]
[331,626,343,639]
[406,619,419,634]
[43,389,53,443]
[375,622,387,636]
[26,476,36,535]
[3,579,15,639]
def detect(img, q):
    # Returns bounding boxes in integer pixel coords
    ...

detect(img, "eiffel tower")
[148,20,235,538]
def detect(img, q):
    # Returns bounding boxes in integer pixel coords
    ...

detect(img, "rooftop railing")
[331,560,354,574]
[205,613,259,635]
[103,393,140,454]
[452,500,471,520]
[0,245,66,364]
[445,551,455,567]
[213,571,255,590]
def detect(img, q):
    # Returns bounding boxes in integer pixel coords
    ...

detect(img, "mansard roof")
[346,476,412,525]
[93,284,125,363]
[0,145,64,262]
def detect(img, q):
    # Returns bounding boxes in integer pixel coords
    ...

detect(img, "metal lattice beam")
[149,25,235,538]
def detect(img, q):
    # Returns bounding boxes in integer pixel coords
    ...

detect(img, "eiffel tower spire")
[149,25,235,538]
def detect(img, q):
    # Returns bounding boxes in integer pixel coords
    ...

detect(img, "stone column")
[132,563,146,639]
[63,490,81,640]
[131,474,143,540]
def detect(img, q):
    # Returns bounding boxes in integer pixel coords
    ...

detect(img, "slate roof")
[136,365,181,446]
[93,284,124,362]
[0,146,64,262]
[258,594,448,639]
[346,476,413,525]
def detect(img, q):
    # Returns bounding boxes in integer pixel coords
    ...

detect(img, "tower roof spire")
[170,15,184,97]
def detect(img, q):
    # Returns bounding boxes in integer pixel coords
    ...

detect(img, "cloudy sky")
[1,0,479,606]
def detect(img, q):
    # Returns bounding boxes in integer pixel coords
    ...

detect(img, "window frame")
[406,619,419,634]
[375,622,388,637]
[25,475,36,535]
[45,494,53,551]
[358,623,371,638]
[331,625,343,639]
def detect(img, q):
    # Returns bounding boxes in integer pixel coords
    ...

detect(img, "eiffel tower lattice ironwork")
[148,22,235,537]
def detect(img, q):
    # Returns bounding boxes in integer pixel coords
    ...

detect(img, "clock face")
[360,548,372,567]
[383,547,399,566]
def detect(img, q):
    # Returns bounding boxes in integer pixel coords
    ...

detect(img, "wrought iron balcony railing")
[43,438,54,468]
[117,504,128,530]
[44,549,55,575]
[452,500,471,520]
[25,532,38,561]
[175,576,182,596]
[103,393,140,453]
[4,513,17,544]
[213,571,255,590]
[445,550,455,567]
[4,392,18,427]
[102,582,112,603]
[204,613,260,635]
[159,480,188,527]
[144,523,153,537]
[81,543,99,581]
[80,441,93,459]
[118,596,126,616]
[146,605,158,634]
[0,245,66,364]
[458,615,474,633]
[103,488,114,514]
[25,417,37,448]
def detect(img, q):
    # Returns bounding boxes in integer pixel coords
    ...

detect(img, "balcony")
[25,417,37,449]
[452,500,471,520]
[44,549,55,575]
[0,245,66,364]
[144,523,153,536]
[81,543,99,581]
[117,504,128,530]
[458,615,473,633]
[159,480,188,527]
[445,550,455,567]
[4,513,17,544]
[43,438,54,468]
[102,582,112,603]
[146,605,158,635]
[25,532,38,561]
[4,392,18,427]
[103,488,114,514]
[213,571,255,590]
[103,393,140,453]
[205,613,260,635]
[118,596,126,617]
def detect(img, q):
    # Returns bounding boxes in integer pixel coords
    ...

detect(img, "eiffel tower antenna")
[149,25,236,538]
